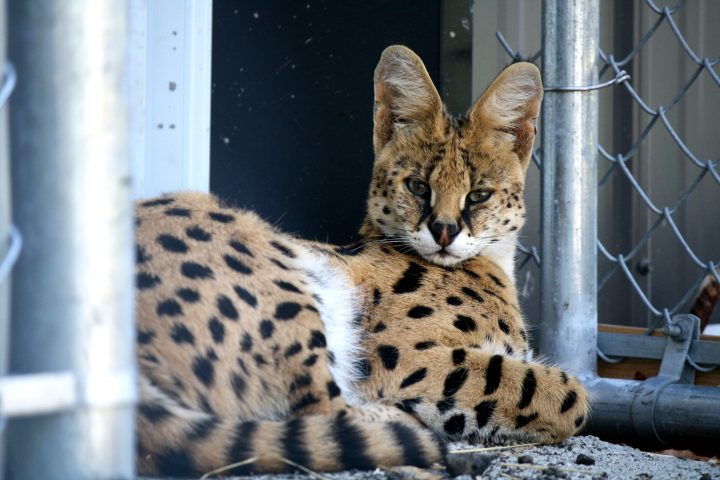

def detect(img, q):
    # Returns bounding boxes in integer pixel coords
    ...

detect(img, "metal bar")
[599,332,720,365]
[0,369,137,419]
[7,1,136,478]
[539,0,600,376]
[0,0,10,473]
[586,377,720,446]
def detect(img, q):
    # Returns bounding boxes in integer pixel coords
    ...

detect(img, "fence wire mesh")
[498,0,719,371]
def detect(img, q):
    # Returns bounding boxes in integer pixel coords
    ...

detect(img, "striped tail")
[138,399,446,476]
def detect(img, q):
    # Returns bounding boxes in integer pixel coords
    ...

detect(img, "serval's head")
[361,45,542,270]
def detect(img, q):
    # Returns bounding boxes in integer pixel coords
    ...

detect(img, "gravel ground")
[147,435,719,480]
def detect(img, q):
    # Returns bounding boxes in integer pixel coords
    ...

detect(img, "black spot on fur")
[454,315,477,332]
[157,299,183,317]
[373,288,382,305]
[443,368,469,397]
[356,358,372,379]
[233,285,257,308]
[452,349,467,365]
[560,390,578,413]
[498,318,511,334]
[270,258,289,270]
[274,279,302,293]
[415,341,437,350]
[475,400,497,429]
[392,262,427,294]
[165,207,191,217]
[560,371,569,384]
[137,329,155,344]
[141,197,173,207]
[230,372,246,399]
[283,417,311,469]
[217,295,239,320]
[189,417,219,440]
[488,273,506,288]
[284,342,302,357]
[155,450,199,477]
[396,397,422,413]
[290,393,320,413]
[275,302,302,320]
[436,397,456,413]
[253,354,267,366]
[400,368,427,389]
[327,381,342,398]
[186,225,211,241]
[515,412,539,428]
[192,356,214,387]
[208,318,225,343]
[484,355,503,394]
[170,323,195,345]
[462,268,480,279]
[240,332,253,352]
[137,272,161,290]
[377,345,400,370]
[175,287,200,303]
[289,374,313,393]
[518,369,537,409]
[229,239,253,256]
[407,305,434,318]
[444,414,466,436]
[209,211,234,223]
[259,319,274,339]
[504,343,514,356]
[181,261,214,279]
[303,354,318,366]
[139,403,170,423]
[308,330,327,349]
[225,422,258,475]
[574,415,585,428]
[461,287,484,303]
[270,240,296,258]
[157,234,188,253]
[373,322,386,333]
[224,254,253,275]
[389,421,432,468]
[333,412,375,470]
[136,244,149,264]
[446,295,463,306]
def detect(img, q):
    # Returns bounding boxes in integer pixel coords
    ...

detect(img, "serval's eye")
[467,190,493,205]
[405,178,429,198]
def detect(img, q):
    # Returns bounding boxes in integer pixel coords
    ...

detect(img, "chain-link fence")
[498,1,719,349]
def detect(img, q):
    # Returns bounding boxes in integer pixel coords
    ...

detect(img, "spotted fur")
[136,45,589,476]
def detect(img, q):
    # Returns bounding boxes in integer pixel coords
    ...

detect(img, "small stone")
[576,453,596,465]
[518,454,534,464]
[445,453,496,477]
[541,466,568,478]
[699,475,711,480]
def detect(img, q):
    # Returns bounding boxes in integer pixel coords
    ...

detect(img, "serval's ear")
[373,45,442,154]
[467,62,543,170]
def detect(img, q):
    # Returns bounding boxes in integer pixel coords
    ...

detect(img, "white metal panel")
[130,0,212,199]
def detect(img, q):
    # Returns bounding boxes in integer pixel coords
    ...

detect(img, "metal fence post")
[0,0,10,474]
[6,1,135,478]
[539,0,599,377]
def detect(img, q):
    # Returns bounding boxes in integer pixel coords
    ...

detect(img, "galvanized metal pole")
[7,1,135,479]
[0,0,10,475]
[539,0,599,377]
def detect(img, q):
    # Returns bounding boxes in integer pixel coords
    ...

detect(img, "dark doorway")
[211,1,441,244]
